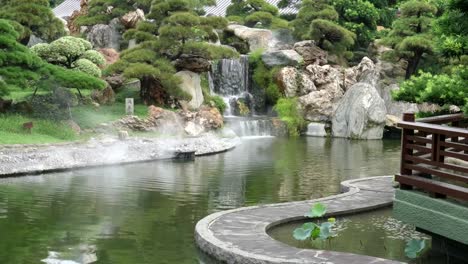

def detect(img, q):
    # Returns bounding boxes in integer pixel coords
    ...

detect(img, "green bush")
[394,66,468,113]
[274,97,305,137]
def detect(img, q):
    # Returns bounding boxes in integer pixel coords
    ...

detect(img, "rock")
[91,85,115,105]
[229,92,254,116]
[332,82,387,139]
[271,118,289,137]
[120,9,145,28]
[114,115,152,131]
[118,130,129,140]
[305,122,327,137]
[148,106,185,134]
[354,57,378,86]
[385,114,400,127]
[293,40,328,66]
[98,48,119,65]
[277,67,316,98]
[147,105,164,120]
[87,18,122,50]
[27,34,45,47]
[197,107,224,130]
[175,71,204,109]
[173,54,211,73]
[298,89,342,122]
[261,50,303,67]
[225,24,273,52]
[104,74,125,90]
[184,121,205,137]
[124,79,141,90]
[66,120,81,135]
[298,64,345,121]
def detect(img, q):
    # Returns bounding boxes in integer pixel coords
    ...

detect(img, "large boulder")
[120,9,145,28]
[261,50,303,67]
[173,54,211,73]
[277,67,316,98]
[293,40,328,66]
[297,64,345,121]
[98,48,119,65]
[104,74,125,91]
[175,71,204,109]
[226,24,273,52]
[332,82,387,139]
[87,18,122,50]
[91,85,116,105]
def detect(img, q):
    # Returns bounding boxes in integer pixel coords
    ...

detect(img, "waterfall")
[225,117,278,137]
[208,55,251,116]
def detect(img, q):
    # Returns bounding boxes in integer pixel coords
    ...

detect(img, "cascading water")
[208,55,250,116]
[209,55,278,137]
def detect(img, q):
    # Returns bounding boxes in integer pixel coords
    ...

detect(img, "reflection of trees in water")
[0,138,402,264]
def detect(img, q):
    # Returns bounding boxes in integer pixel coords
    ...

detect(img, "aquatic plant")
[405,239,426,259]
[293,203,336,241]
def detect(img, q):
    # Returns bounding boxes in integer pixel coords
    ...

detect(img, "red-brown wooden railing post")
[400,112,415,190]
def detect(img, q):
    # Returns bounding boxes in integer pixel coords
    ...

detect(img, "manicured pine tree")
[0,19,105,99]
[383,0,437,79]
[291,0,340,40]
[226,0,289,29]
[0,0,65,44]
[108,0,238,105]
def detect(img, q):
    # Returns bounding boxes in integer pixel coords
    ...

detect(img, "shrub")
[73,59,102,77]
[274,97,305,136]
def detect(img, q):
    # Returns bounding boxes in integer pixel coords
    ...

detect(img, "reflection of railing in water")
[396,112,468,201]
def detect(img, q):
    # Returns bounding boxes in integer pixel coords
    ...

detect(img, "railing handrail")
[396,112,468,201]
[398,121,468,138]
[416,113,466,124]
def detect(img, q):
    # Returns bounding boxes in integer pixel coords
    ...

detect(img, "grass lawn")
[71,103,148,129]
[0,115,78,144]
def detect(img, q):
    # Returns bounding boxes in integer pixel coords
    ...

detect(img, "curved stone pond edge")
[195,176,403,264]
[0,136,239,177]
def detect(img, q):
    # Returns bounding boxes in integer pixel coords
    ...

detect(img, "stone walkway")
[195,176,402,264]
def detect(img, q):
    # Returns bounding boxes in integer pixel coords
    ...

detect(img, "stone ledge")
[0,136,239,177]
[195,176,401,264]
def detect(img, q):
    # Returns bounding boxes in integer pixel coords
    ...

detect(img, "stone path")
[195,176,402,264]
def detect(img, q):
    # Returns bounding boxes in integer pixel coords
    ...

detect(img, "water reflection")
[0,137,400,264]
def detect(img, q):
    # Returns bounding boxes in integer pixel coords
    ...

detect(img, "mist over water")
[0,137,401,263]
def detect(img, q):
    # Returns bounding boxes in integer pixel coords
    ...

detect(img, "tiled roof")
[53,0,299,19]
[205,0,298,16]
[53,0,81,18]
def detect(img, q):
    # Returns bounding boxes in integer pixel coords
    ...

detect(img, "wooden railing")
[395,113,468,201]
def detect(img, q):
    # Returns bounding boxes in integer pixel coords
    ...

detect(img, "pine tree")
[0,19,105,99]
[383,0,437,79]
[291,0,340,40]
[0,0,65,44]
[226,0,289,29]
[108,0,238,105]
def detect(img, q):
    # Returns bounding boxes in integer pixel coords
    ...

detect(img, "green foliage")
[405,239,426,259]
[0,0,65,43]
[81,50,106,66]
[293,203,337,241]
[73,59,102,78]
[274,98,305,136]
[0,114,77,144]
[291,0,339,40]
[393,66,468,113]
[331,0,379,48]
[305,203,327,218]
[382,0,437,79]
[310,19,356,53]
[433,0,468,61]
[226,0,289,30]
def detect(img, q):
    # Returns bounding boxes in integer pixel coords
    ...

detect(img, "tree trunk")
[405,51,423,79]
[140,76,166,106]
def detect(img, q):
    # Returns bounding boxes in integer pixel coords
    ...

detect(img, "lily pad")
[304,203,327,218]
[319,222,334,240]
[405,239,426,259]
[293,227,312,241]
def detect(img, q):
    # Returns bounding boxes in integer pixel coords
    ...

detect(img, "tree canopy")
[0,0,65,44]
[0,19,105,99]
[226,0,289,29]
[382,0,437,79]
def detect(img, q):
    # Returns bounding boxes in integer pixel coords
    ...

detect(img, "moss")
[274,97,305,137]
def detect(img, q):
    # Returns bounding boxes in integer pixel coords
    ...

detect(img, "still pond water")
[0,137,401,264]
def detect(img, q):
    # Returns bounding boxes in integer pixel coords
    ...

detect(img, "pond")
[268,208,435,263]
[0,137,401,264]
